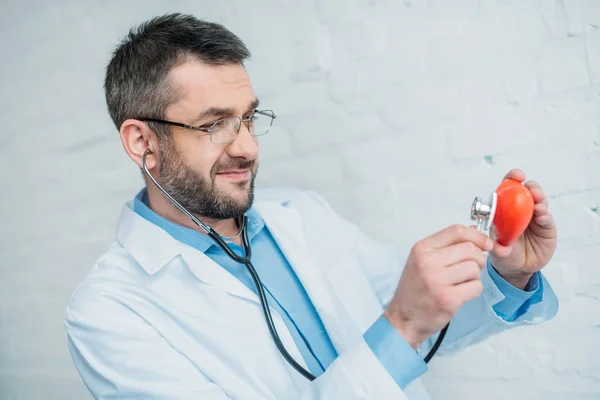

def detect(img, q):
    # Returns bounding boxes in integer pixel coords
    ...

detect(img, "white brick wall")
[1,0,598,398]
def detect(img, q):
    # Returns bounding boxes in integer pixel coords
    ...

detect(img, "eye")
[212,119,228,128]
[200,119,227,132]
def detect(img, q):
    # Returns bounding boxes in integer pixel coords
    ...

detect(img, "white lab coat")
[65,188,558,399]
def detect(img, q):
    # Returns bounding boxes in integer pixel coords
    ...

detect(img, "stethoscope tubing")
[140,149,448,381]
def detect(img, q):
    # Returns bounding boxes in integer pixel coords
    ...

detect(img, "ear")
[120,119,160,170]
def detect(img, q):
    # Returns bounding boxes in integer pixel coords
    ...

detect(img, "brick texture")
[1,0,598,398]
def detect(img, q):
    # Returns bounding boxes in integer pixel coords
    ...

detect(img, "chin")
[223,183,252,201]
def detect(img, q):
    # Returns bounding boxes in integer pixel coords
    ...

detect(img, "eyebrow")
[193,98,260,125]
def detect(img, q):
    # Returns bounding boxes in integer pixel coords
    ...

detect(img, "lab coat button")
[486,286,496,298]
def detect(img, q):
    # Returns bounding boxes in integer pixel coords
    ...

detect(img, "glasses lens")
[209,117,238,144]
[207,111,275,144]
[249,111,274,136]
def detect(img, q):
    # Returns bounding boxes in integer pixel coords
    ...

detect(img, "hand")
[383,225,493,350]
[488,169,558,289]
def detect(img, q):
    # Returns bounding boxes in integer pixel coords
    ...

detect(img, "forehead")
[166,60,255,119]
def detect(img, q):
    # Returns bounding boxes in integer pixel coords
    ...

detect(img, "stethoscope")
[142,149,448,381]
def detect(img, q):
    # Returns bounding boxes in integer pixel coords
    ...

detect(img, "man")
[65,13,558,399]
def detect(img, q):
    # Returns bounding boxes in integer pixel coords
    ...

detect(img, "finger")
[434,241,487,268]
[524,181,548,205]
[423,224,493,251]
[534,202,548,216]
[533,213,555,229]
[445,261,482,285]
[453,278,484,304]
[502,169,526,182]
[524,179,541,190]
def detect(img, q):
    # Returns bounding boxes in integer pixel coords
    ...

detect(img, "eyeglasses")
[140,109,277,145]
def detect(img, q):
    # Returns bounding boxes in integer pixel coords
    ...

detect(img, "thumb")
[491,240,512,259]
[488,226,513,259]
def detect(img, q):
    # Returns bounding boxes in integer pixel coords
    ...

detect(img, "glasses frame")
[139,109,277,145]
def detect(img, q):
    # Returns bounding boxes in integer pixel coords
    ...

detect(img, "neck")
[145,183,241,240]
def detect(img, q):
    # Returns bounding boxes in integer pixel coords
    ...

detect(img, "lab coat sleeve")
[303,190,558,359]
[417,259,558,359]
[65,283,418,399]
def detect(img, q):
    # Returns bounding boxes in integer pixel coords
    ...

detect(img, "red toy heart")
[491,178,535,246]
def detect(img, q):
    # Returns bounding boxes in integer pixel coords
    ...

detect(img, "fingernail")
[486,238,493,249]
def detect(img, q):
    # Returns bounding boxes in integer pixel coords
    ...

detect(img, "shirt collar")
[132,187,265,253]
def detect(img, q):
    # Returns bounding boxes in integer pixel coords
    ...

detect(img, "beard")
[157,141,257,220]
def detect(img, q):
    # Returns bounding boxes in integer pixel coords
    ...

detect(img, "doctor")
[65,13,559,400]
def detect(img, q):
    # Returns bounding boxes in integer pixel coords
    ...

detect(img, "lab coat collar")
[116,199,186,275]
[131,187,266,254]
[116,197,273,278]
[117,189,269,275]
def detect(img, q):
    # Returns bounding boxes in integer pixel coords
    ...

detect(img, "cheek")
[175,137,222,177]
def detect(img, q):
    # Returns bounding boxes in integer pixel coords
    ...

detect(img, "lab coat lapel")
[254,200,349,352]
[120,202,262,303]
[181,246,259,303]
[179,233,313,387]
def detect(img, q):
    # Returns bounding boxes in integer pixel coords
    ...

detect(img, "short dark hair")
[104,13,251,135]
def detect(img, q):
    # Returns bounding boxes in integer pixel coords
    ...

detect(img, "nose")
[225,122,258,160]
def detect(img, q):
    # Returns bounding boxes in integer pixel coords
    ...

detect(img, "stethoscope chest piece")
[470,192,497,232]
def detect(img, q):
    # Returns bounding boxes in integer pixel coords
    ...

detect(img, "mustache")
[213,159,256,174]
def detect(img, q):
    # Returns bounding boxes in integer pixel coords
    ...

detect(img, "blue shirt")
[133,188,542,389]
